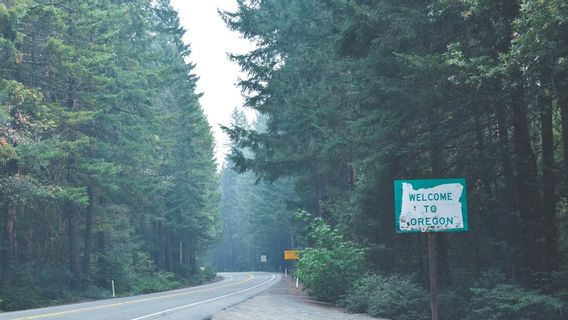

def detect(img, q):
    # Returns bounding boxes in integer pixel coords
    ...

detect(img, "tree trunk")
[165,234,173,271]
[230,233,237,271]
[510,68,544,279]
[315,182,325,218]
[493,0,522,255]
[493,87,525,280]
[1,201,16,290]
[473,104,494,194]
[67,200,82,291]
[83,186,95,279]
[0,159,17,291]
[158,222,165,269]
[555,72,568,186]
[188,239,197,274]
[494,99,517,210]
[66,70,82,290]
[540,77,559,272]
[96,230,106,286]
[179,239,183,265]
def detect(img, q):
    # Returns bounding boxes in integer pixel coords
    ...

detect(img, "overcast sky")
[170,0,255,167]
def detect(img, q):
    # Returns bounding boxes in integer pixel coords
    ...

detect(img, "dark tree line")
[0,0,219,310]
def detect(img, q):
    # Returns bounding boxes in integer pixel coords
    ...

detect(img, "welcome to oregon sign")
[394,178,468,233]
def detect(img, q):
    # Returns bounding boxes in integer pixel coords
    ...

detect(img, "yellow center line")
[13,273,255,320]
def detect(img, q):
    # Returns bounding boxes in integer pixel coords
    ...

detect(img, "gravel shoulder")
[211,275,382,320]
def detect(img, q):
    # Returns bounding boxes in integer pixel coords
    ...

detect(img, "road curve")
[0,272,279,320]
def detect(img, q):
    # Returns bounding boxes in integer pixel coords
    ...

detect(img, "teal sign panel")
[394,178,468,233]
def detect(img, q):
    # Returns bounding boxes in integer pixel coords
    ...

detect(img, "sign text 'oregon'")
[394,178,468,233]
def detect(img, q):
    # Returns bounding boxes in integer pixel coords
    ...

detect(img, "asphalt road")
[0,272,279,320]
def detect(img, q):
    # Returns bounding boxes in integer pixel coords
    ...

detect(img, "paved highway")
[0,272,279,320]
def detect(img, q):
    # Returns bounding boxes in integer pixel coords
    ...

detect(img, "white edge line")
[6,274,236,318]
[129,273,277,320]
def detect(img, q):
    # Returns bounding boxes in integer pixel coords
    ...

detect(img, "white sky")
[170,0,255,167]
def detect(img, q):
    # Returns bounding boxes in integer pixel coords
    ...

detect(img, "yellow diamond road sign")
[284,250,299,260]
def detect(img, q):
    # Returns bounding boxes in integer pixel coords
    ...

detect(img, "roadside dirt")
[211,275,382,320]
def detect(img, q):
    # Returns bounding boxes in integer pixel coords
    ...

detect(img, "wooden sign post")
[394,178,468,320]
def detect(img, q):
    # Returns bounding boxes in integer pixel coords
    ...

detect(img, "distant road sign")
[260,255,267,263]
[284,250,299,260]
[394,178,468,233]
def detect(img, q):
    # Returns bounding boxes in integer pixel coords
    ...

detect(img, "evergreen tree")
[0,0,220,309]
[223,0,568,316]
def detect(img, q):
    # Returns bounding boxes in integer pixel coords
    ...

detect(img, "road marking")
[129,273,277,320]
[11,273,255,320]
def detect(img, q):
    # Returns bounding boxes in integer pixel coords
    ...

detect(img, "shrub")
[438,288,469,320]
[0,286,50,311]
[466,283,565,320]
[534,270,568,301]
[81,285,113,300]
[340,273,429,320]
[369,274,429,320]
[297,246,364,302]
[131,271,181,294]
[186,266,217,286]
[339,274,384,313]
[35,266,74,300]
[295,211,365,302]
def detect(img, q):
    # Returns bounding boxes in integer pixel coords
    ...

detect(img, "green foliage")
[35,266,74,301]
[339,274,382,313]
[185,267,217,286]
[296,211,365,302]
[535,271,568,301]
[130,267,216,295]
[0,143,16,164]
[131,271,181,295]
[0,264,64,311]
[54,186,89,207]
[222,0,568,318]
[437,288,470,320]
[366,274,430,320]
[0,286,51,312]
[80,285,112,300]
[466,284,565,320]
[0,175,53,204]
[340,274,429,320]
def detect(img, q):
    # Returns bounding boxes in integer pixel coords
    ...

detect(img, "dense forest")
[214,109,297,273]
[2,0,568,318]
[0,0,219,311]
[221,0,568,319]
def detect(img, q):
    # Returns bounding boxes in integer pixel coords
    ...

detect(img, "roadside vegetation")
[220,1,568,319]
[0,0,219,311]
